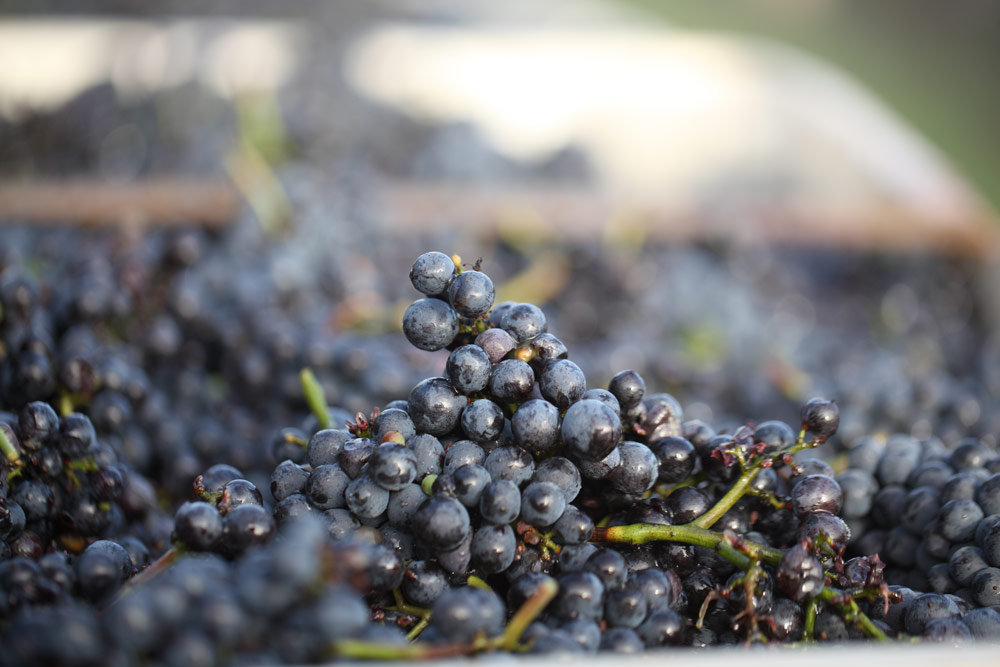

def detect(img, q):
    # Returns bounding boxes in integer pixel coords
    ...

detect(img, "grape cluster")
[4,249,1000,665]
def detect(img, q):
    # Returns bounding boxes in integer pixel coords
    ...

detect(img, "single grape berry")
[562,399,622,462]
[501,303,547,343]
[446,345,492,395]
[448,270,494,318]
[410,251,455,296]
[777,541,825,602]
[402,299,459,352]
[801,397,839,442]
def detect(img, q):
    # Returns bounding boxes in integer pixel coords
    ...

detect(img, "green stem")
[596,522,784,568]
[0,428,21,466]
[804,598,818,641]
[406,616,430,641]
[332,574,557,659]
[692,471,760,530]
[106,544,184,608]
[693,438,812,530]
[818,587,889,641]
[496,576,558,651]
[467,575,494,593]
[300,368,331,430]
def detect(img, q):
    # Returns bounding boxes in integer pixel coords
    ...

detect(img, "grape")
[479,479,521,525]
[448,270,494,318]
[446,345,492,395]
[409,251,455,296]
[532,456,582,503]
[539,359,587,409]
[484,445,535,487]
[304,464,350,509]
[369,444,418,491]
[408,377,465,436]
[801,397,839,442]
[488,359,535,403]
[501,303,547,343]
[520,481,566,529]
[562,399,622,462]
[511,399,561,455]
[412,494,471,551]
[471,524,516,573]
[461,399,505,443]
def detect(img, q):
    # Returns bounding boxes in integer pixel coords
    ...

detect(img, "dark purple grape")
[585,548,628,591]
[480,479,521,525]
[970,567,1000,606]
[475,327,517,365]
[562,399,621,462]
[221,504,274,555]
[217,479,263,514]
[270,460,310,502]
[797,510,851,554]
[664,486,711,524]
[461,399,505,443]
[651,436,696,484]
[412,494,471,551]
[608,441,658,495]
[306,429,351,467]
[553,572,605,621]
[402,560,449,607]
[173,501,223,551]
[408,433,444,478]
[446,345,492,395]
[410,251,455,296]
[790,475,843,517]
[304,464,350,509]
[553,506,594,545]
[637,608,686,646]
[576,446,621,480]
[608,369,645,410]
[904,593,961,635]
[753,420,796,453]
[443,440,485,475]
[580,388,620,416]
[430,586,505,642]
[408,378,465,436]
[501,303,547,343]
[488,359,535,403]
[539,359,586,410]
[337,437,375,480]
[448,270,494,318]
[370,444,418,491]
[800,397,839,442]
[521,481,566,528]
[452,463,492,508]
[777,541,824,602]
[16,401,58,452]
[373,408,416,443]
[533,456,582,503]
[471,524,516,573]
[402,298,459,351]
[484,445,535,487]
[605,587,648,628]
[939,498,985,543]
[949,545,989,587]
[599,627,643,653]
[344,476,390,520]
[511,399,560,455]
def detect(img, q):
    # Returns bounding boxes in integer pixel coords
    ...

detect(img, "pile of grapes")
[2,250,1000,665]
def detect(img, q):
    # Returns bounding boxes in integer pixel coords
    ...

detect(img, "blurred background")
[1,0,999,463]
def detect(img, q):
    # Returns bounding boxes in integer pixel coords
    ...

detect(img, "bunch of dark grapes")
[4,249,1000,665]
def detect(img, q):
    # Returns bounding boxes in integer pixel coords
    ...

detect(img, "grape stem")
[300,367,331,430]
[0,427,21,466]
[591,429,889,642]
[331,576,558,659]
[104,544,185,609]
